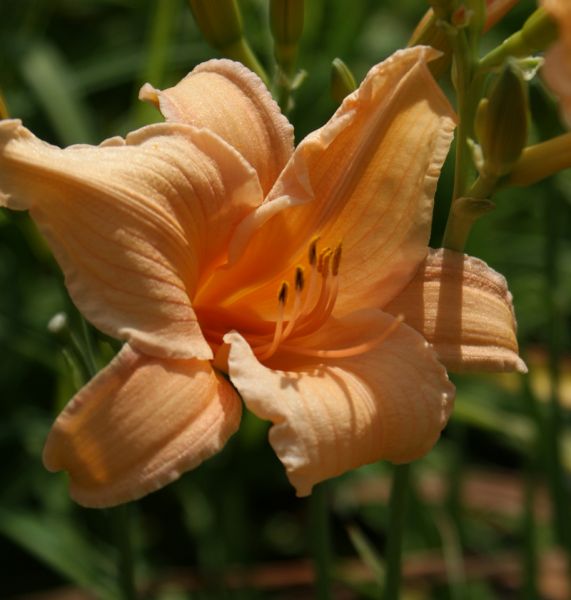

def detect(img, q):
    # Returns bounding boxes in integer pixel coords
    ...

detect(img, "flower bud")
[188,0,243,52]
[270,0,304,74]
[330,58,356,105]
[188,0,269,86]
[427,0,454,17]
[475,62,529,177]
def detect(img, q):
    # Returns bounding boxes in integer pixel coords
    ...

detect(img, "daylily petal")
[140,59,294,195]
[225,310,454,496]
[0,119,263,359]
[542,0,571,127]
[43,345,241,508]
[384,249,526,373]
[202,46,456,317]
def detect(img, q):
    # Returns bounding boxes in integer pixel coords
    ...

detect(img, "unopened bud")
[188,0,243,52]
[408,10,451,79]
[466,0,486,36]
[270,0,304,74]
[188,0,269,86]
[475,62,529,177]
[330,58,356,105]
[427,0,454,18]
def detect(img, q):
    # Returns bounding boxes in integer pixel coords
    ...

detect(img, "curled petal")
[140,59,294,195]
[385,249,526,373]
[0,119,263,359]
[225,310,454,496]
[43,345,242,508]
[203,46,456,316]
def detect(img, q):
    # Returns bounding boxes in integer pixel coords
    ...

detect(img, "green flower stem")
[223,37,270,88]
[523,450,539,599]
[309,482,333,600]
[80,317,98,377]
[382,463,411,600]
[442,28,485,252]
[442,177,496,252]
[479,7,558,72]
[521,375,540,600]
[451,31,475,201]
[275,69,294,115]
[130,0,179,127]
[111,504,137,600]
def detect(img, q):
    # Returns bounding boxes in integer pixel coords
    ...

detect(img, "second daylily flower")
[542,0,571,126]
[0,47,524,507]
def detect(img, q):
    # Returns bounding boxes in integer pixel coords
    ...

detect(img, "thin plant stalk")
[521,373,541,600]
[71,320,139,599]
[309,482,333,600]
[111,504,137,600]
[131,0,179,126]
[382,463,411,600]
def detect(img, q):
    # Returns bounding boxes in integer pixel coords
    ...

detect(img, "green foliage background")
[1,0,570,598]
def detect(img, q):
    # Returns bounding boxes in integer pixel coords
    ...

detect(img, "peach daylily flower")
[542,0,571,126]
[0,47,524,508]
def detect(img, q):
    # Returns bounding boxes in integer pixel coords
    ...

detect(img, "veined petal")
[542,0,571,127]
[384,249,526,373]
[140,59,294,195]
[0,119,263,359]
[225,310,454,496]
[202,46,456,316]
[43,345,241,508]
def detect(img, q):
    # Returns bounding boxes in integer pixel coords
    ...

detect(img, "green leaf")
[20,42,97,144]
[346,523,384,585]
[0,508,116,598]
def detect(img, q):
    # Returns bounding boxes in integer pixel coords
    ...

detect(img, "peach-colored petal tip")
[43,345,242,508]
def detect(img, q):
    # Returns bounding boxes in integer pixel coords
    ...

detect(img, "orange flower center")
[195,238,402,365]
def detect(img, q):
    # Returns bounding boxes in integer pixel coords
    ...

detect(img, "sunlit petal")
[140,59,294,195]
[542,0,571,127]
[0,119,263,359]
[225,310,454,496]
[43,345,241,508]
[385,248,527,373]
[202,46,456,316]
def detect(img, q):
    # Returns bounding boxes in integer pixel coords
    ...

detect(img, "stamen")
[255,283,289,361]
[308,236,319,267]
[320,250,332,277]
[278,281,289,305]
[317,247,330,273]
[290,244,343,338]
[332,243,342,276]
[256,269,304,360]
[295,266,305,292]
[279,315,404,358]
[253,239,345,361]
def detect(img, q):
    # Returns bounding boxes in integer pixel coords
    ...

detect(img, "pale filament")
[255,285,288,361]
[254,239,348,361]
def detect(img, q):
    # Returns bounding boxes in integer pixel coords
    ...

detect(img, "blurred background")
[1,0,570,598]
